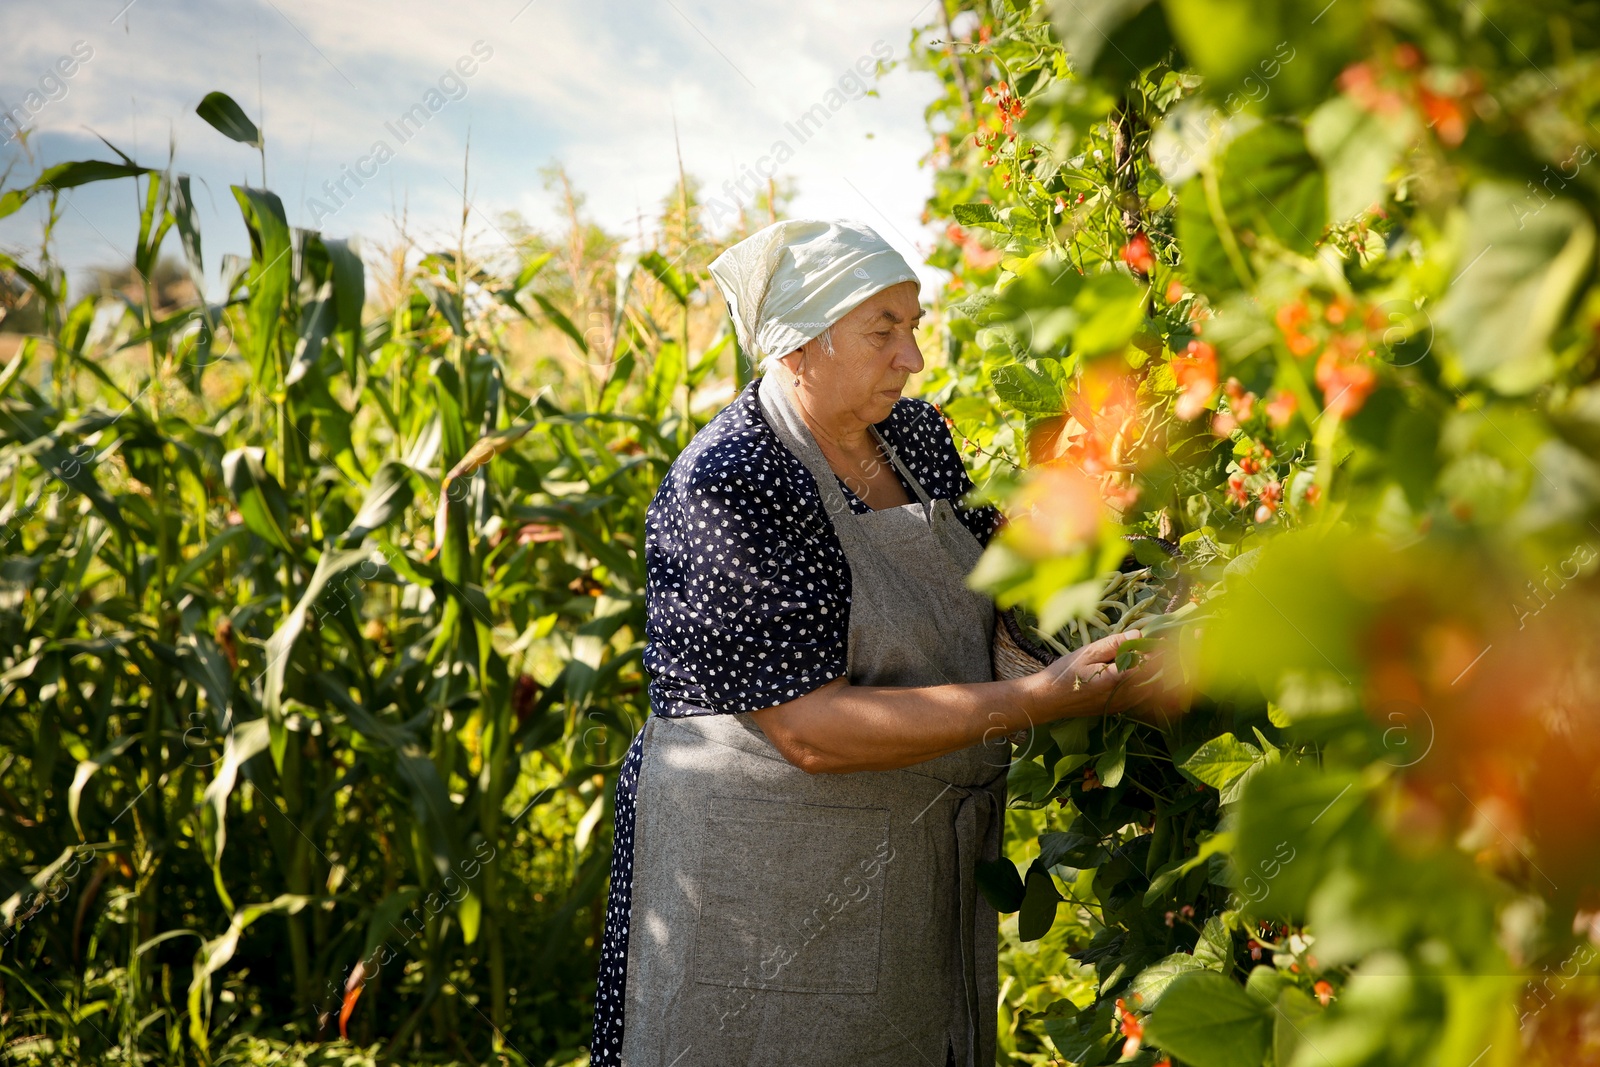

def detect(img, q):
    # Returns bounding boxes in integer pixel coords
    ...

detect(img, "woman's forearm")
[748,675,1046,774]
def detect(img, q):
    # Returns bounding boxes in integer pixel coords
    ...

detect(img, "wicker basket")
[990,534,1187,683]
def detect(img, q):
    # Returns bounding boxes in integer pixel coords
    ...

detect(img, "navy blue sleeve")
[881,398,1003,547]
[642,439,851,716]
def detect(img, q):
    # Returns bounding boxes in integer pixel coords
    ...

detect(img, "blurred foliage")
[913,0,1600,1064]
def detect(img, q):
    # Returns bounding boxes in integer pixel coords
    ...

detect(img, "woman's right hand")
[1017,629,1166,724]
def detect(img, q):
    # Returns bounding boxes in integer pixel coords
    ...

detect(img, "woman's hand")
[1017,629,1178,725]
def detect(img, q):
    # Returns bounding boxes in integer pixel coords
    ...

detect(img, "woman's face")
[787,281,925,428]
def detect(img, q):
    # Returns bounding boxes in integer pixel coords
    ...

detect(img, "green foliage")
[0,112,744,1065]
[914,0,1600,1063]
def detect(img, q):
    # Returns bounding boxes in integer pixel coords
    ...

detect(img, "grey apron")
[620,375,1009,1067]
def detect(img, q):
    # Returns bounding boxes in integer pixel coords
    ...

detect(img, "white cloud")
[0,0,947,294]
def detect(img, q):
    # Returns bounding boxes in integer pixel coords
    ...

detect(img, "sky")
[0,0,952,300]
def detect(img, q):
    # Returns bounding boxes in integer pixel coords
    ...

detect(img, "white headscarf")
[707,218,920,371]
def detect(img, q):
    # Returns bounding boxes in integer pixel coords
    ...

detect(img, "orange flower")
[1006,464,1107,559]
[1266,388,1299,428]
[1171,340,1218,420]
[1419,86,1468,146]
[1315,348,1378,418]
[1315,980,1335,1006]
[1120,232,1156,275]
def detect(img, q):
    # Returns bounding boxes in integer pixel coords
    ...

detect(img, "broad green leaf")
[195,91,262,147]
[1273,986,1320,1067]
[976,858,1027,912]
[1193,914,1233,971]
[1181,733,1263,790]
[1129,952,1210,1010]
[1053,0,1173,84]
[1042,998,1116,1063]
[1094,743,1127,789]
[952,202,1006,232]
[1049,716,1093,755]
[1305,95,1414,221]
[1007,756,1052,807]
[1037,830,1111,871]
[1070,272,1149,354]
[1161,0,1365,112]
[1220,123,1326,256]
[1439,182,1595,384]
[1018,866,1064,941]
[992,358,1067,414]
[1234,764,1364,918]
[1144,970,1273,1067]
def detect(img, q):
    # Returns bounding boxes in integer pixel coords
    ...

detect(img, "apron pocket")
[691,793,892,996]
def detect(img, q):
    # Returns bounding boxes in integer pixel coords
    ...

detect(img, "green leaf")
[1053,0,1173,84]
[200,719,271,912]
[1007,757,1053,807]
[230,187,292,381]
[67,736,138,840]
[189,894,313,1054]
[952,202,1006,232]
[1144,970,1273,1067]
[416,278,466,337]
[1439,181,1595,384]
[1161,0,1365,113]
[1042,998,1116,1063]
[992,358,1068,414]
[221,446,297,557]
[195,91,262,147]
[644,342,686,424]
[262,547,374,768]
[1018,866,1064,941]
[976,858,1027,912]
[1193,914,1233,971]
[1037,830,1110,870]
[1221,123,1326,256]
[1129,952,1210,1010]
[1071,272,1150,354]
[1305,95,1413,222]
[0,160,153,220]
[322,236,365,333]
[1095,738,1127,789]
[1049,716,1093,755]
[1181,733,1263,791]
[1273,986,1320,1067]
[341,460,415,546]
[639,250,691,304]
[527,291,590,355]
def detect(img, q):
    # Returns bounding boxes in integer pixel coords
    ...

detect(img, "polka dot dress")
[588,380,1000,1064]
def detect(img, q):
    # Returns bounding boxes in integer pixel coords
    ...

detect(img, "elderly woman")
[590,219,1165,1067]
